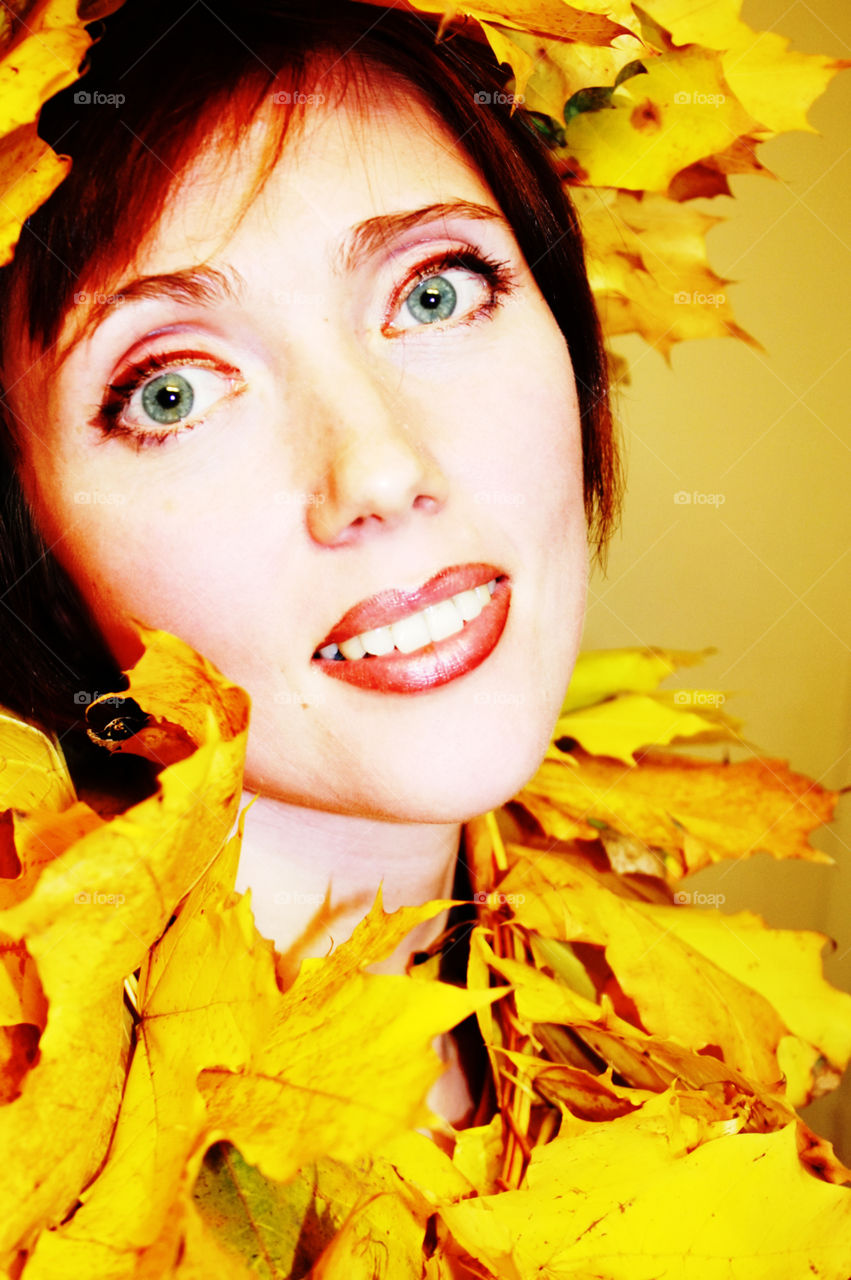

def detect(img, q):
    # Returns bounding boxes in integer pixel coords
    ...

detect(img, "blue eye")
[405,275,457,324]
[94,352,245,448]
[387,248,517,335]
[141,372,195,424]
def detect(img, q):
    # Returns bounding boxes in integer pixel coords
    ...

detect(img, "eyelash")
[90,245,517,450]
[383,245,516,332]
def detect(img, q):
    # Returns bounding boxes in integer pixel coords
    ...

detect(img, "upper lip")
[315,562,505,649]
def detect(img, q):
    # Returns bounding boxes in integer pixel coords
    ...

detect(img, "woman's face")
[13,75,587,822]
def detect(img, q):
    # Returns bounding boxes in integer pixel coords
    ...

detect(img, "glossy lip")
[312,566,511,695]
[314,562,504,648]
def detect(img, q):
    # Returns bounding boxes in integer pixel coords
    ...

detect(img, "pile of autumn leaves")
[2,0,848,355]
[1,628,851,1277]
[405,0,849,357]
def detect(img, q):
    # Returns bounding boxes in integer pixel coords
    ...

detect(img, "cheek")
[29,473,279,670]
[458,327,584,534]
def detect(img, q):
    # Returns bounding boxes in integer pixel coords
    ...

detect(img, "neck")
[233,790,462,978]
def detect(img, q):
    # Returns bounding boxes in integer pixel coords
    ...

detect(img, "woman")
[0,3,616,991]
[1,1,849,1274]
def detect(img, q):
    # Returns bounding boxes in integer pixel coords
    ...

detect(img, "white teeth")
[316,577,499,661]
[390,610,431,654]
[454,589,483,623]
[424,598,464,643]
[339,634,366,660]
[360,625,395,656]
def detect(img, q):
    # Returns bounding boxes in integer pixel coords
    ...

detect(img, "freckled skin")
[13,80,587,826]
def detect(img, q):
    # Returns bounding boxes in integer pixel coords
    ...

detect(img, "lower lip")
[312,577,511,693]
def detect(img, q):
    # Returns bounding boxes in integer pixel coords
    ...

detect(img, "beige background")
[583,0,851,1151]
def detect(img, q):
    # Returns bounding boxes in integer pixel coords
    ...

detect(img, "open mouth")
[312,565,511,694]
[315,577,497,660]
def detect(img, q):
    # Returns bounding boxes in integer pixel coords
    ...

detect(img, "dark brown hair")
[0,0,620,744]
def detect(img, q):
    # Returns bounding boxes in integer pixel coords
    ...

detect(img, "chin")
[243,695,559,826]
[396,718,556,824]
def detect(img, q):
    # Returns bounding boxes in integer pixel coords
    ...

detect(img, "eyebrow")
[56,199,508,366]
[56,264,245,368]
[332,200,509,274]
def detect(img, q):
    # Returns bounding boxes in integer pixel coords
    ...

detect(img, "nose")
[304,358,449,545]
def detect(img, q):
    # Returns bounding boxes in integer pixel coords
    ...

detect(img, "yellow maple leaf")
[556,44,758,192]
[441,1103,851,1278]
[560,645,712,713]
[479,23,644,113]
[198,891,499,1184]
[0,703,75,814]
[405,0,636,43]
[0,0,99,265]
[499,849,793,1093]
[574,187,758,354]
[554,690,736,764]
[640,0,747,49]
[484,939,791,1113]
[639,905,851,1090]
[0,627,249,1273]
[517,747,836,877]
[307,1188,425,1278]
[450,1114,504,1194]
[723,28,851,135]
[189,1145,443,1280]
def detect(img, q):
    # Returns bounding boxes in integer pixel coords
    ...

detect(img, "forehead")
[127,78,499,278]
